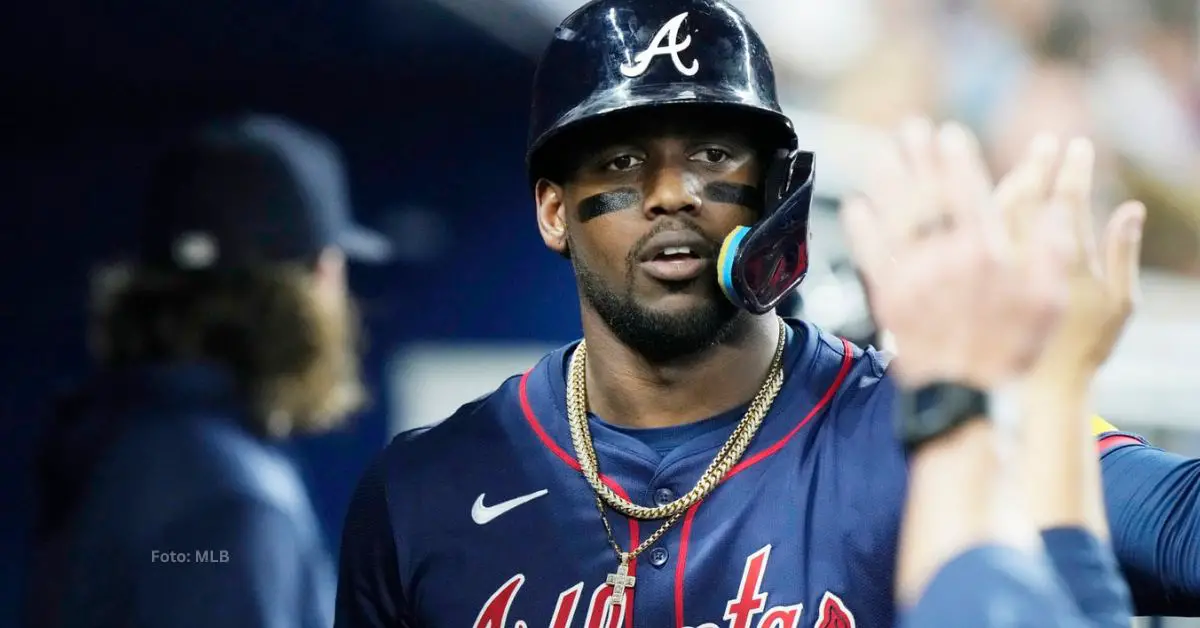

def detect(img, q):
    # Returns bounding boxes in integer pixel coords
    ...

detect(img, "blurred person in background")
[27,114,390,628]
[980,1,1097,174]
[1091,0,1200,275]
[334,0,1199,626]
[824,0,941,128]
[943,0,1200,273]
[941,0,1059,131]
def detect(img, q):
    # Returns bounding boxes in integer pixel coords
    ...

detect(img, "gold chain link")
[566,318,788,563]
[593,493,683,565]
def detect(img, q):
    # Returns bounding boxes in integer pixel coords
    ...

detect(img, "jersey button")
[648,546,670,567]
[653,487,674,506]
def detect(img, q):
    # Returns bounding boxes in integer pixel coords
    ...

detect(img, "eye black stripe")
[704,182,762,212]
[578,188,641,222]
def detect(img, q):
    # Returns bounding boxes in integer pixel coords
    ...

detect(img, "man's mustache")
[627,219,721,267]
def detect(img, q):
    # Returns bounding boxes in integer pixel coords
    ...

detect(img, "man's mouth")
[635,228,718,283]
[642,245,711,282]
[652,246,703,262]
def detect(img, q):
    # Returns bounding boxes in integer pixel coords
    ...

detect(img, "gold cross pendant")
[604,555,636,614]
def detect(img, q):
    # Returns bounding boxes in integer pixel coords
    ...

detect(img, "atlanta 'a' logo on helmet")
[619,12,700,78]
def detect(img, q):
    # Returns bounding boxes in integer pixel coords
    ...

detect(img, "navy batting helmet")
[527,0,816,315]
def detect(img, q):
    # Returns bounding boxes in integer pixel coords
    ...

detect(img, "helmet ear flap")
[717,151,816,314]
[763,150,814,217]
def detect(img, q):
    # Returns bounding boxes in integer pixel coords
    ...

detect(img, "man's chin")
[635,289,725,317]
[635,288,743,329]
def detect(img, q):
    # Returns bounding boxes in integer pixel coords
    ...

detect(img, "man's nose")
[642,165,702,218]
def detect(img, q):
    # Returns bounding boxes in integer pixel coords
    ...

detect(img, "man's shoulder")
[784,322,900,444]
[390,377,519,450]
[778,323,908,528]
[359,347,575,545]
[793,321,895,401]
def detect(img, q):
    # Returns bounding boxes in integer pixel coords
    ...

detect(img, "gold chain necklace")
[565,317,788,615]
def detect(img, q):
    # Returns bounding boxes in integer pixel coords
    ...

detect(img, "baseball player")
[335,1,1200,626]
[30,114,387,628]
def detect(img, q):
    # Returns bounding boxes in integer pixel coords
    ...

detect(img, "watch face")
[900,384,987,448]
[917,385,979,417]
[912,386,946,414]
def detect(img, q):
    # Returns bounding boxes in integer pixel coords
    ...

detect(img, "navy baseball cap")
[139,114,392,270]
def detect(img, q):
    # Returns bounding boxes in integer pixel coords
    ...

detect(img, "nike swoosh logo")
[471,489,549,525]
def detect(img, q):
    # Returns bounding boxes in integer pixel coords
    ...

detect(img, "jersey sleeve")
[334,455,414,628]
[1099,435,1200,616]
[899,544,1095,628]
[1039,527,1133,627]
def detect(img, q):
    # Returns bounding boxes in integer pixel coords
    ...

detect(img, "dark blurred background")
[3,0,1199,625]
[0,0,584,618]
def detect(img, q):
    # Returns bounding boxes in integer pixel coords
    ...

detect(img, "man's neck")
[578,312,782,429]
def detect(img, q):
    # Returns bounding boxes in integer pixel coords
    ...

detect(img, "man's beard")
[573,239,743,363]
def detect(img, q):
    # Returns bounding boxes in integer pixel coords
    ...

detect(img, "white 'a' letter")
[619,12,700,78]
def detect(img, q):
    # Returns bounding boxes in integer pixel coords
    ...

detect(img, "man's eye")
[695,148,731,164]
[605,155,644,171]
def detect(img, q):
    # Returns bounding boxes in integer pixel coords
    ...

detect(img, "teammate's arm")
[895,418,1042,607]
[901,544,1094,627]
[1013,131,1145,624]
[842,121,1135,627]
[335,456,413,628]
[895,406,1130,628]
[1023,383,1135,625]
[897,407,1134,628]
[1000,129,1200,618]
[1100,436,1200,615]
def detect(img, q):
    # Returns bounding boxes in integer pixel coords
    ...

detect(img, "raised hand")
[1020,137,1146,383]
[841,119,1073,390]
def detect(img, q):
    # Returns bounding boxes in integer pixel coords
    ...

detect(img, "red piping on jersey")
[1097,434,1142,453]
[674,338,854,628]
[519,372,639,628]
[673,504,702,628]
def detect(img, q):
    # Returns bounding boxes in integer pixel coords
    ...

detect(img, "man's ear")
[535,179,570,258]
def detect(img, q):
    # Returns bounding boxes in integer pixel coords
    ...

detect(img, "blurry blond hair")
[88,262,367,437]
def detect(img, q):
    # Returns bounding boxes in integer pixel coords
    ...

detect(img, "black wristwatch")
[896,382,989,451]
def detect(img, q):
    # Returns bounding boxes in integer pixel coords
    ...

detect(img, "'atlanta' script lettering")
[471,545,857,628]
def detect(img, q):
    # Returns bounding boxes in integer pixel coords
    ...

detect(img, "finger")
[861,137,912,238]
[895,118,939,231]
[1103,200,1146,312]
[991,155,1029,233]
[1051,137,1098,274]
[999,134,1061,255]
[840,195,892,285]
[1022,134,1062,199]
[990,153,1034,256]
[936,121,995,234]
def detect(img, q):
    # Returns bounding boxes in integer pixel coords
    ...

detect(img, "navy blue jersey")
[337,319,1200,627]
[339,320,902,627]
[29,363,335,628]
